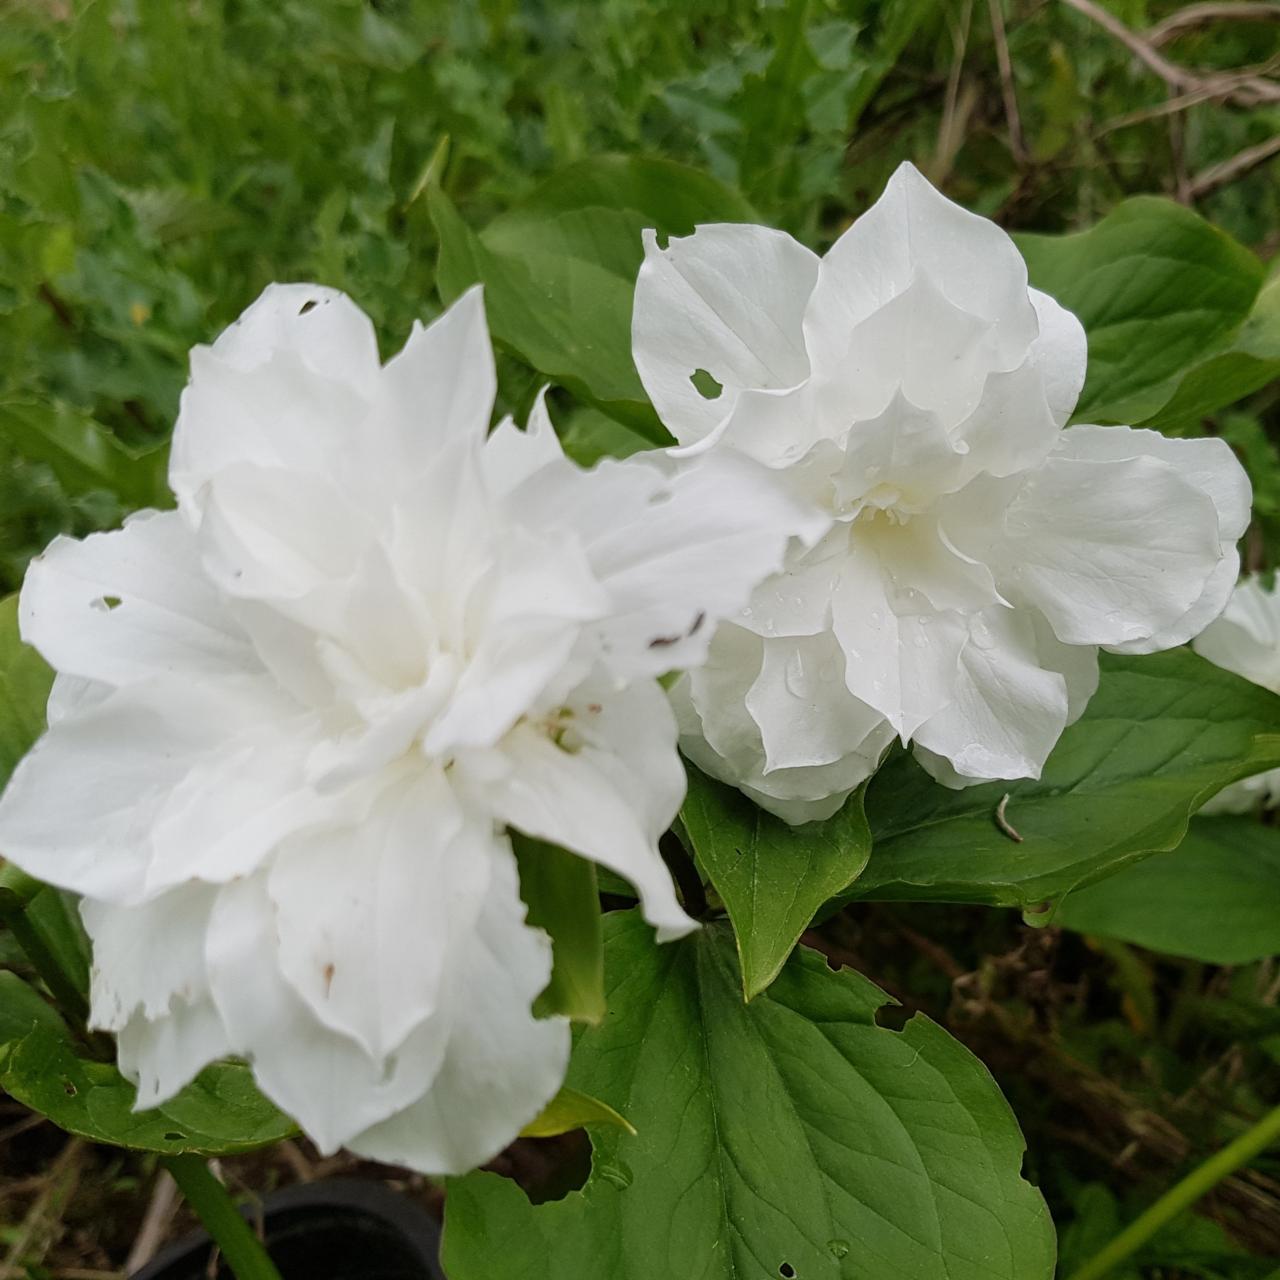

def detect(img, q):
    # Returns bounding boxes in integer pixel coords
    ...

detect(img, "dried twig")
[124,1168,179,1275]
[933,0,976,184]
[1149,1,1280,46]
[1062,0,1280,105]
[987,0,1029,164]
[0,1139,83,1280]
[1188,131,1280,198]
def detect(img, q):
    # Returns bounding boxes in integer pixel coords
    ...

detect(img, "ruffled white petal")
[346,844,567,1176]
[268,771,492,1062]
[205,873,455,1153]
[19,511,252,687]
[483,700,695,943]
[632,223,818,447]
[913,607,1069,782]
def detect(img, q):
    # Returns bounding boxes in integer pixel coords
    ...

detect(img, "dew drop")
[784,650,807,695]
[818,660,838,683]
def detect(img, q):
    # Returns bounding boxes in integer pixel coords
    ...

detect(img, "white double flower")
[635,163,1250,822]
[0,284,812,1173]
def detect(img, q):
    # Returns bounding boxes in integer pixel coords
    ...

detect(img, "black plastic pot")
[131,1177,445,1280]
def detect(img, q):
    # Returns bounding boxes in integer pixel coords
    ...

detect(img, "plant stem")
[1067,1101,1280,1280]
[162,1156,283,1280]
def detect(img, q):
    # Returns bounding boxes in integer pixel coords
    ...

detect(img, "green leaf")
[443,912,1055,1280]
[1016,198,1266,426]
[854,649,1280,909]
[0,971,296,1157]
[0,593,52,788]
[0,400,169,508]
[681,769,871,1000]
[520,1085,636,1140]
[431,157,755,437]
[1056,816,1280,964]
[556,404,650,467]
[514,834,606,1024]
[1141,272,1280,432]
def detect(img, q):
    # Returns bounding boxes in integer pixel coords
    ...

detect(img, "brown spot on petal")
[322,963,336,995]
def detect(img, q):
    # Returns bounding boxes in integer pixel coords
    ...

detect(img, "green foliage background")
[2,0,1280,1276]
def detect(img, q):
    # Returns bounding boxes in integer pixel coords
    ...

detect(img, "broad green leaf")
[1056,816,1280,964]
[0,593,52,786]
[853,649,1280,909]
[443,912,1055,1280]
[431,157,755,438]
[520,1085,636,1140]
[1142,272,1280,432]
[0,971,296,1156]
[681,770,871,1000]
[1016,198,1265,426]
[0,401,169,508]
[514,834,606,1024]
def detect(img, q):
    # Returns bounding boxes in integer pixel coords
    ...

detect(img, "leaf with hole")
[0,971,296,1156]
[442,912,1055,1280]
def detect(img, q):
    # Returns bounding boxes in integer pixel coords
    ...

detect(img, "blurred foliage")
[2,0,1280,1273]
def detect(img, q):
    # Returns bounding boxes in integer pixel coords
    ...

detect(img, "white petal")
[346,844,567,1175]
[117,996,232,1111]
[951,361,1061,483]
[816,274,1005,429]
[205,874,454,1153]
[143,713,339,894]
[509,447,826,679]
[0,678,284,903]
[268,771,492,1062]
[675,674,890,825]
[830,539,971,738]
[1056,426,1250,542]
[1027,289,1087,427]
[200,284,380,392]
[632,224,818,446]
[19,512,252,688]
[913,607,1069,782]
[974,451,1226,648]
[1053,426,1251,654]
[82,884,218,1030]
[371,286,497,466]
[805,162,1037,384]
[482,716,695,942]
[747,633,888,773]
[1193,577,1280,692]
[195,462,375,606]
[483,389,565,496]
[171,310,375,514]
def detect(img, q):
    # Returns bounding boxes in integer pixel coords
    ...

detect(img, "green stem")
[1067,1102,1280,1280]
[162,1156,282,1280]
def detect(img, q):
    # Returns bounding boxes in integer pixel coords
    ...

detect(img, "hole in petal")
[90,595,122,612]
[690,368,723,401]
[298,299,318,315]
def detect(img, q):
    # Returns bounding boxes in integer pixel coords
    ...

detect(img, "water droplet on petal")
[818,660,838,683]
[784,649,807,695]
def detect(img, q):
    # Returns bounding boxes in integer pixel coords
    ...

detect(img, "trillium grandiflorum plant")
[0,159,1270,1280]
[637,163,1250,821]
[0,283,814,1172]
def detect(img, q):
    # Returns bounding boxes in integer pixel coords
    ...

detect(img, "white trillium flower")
[1193,577,1280,813]
[0,284,815,1173]
[634,162,1251,824]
